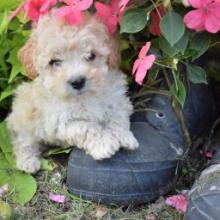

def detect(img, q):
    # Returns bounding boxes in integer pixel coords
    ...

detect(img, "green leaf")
[159,30,189,56]
[160,11,185,46]
[0,200,11,220]
[0,86,15,102]
[0,11,9,35]
[0,0,23,10]
[190,32,210,60]
[148,66,161,81]
[178,48,198,59]
[0,122,16,166]
[174,30,189,53]
[120,8,147,33]
[0,152,37,205]
[186,63,208,84]
[44,147,73,156]
[41,158,56,171]
[7,47,24,83]
[170,77,186,107]
[0,122,12,153]
[159,37,178,56]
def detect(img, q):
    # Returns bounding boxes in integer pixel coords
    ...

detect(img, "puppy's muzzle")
[69,77,86,91]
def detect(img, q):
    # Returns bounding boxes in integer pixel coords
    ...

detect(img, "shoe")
[67,79,216,205]
[185,145,220,220]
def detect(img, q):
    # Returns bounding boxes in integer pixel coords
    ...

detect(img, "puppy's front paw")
[119,131,139,150]
[86,134,120,160]
[16,157,41,173]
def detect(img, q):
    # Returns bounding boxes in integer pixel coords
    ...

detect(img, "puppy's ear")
[18,36,38,79]
[107,36,121,69]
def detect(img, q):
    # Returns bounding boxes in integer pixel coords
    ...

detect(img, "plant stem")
[162,68,192,148]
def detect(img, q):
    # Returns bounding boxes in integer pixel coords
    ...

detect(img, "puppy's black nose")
[70,77,86,90]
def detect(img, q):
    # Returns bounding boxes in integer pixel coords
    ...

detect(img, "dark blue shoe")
[67,82,216,205]
[186,145,220,220]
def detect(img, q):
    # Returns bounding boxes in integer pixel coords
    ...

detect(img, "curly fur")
[7,14,138,173]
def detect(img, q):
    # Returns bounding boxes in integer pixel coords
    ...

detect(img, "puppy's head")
[19,14,120,98]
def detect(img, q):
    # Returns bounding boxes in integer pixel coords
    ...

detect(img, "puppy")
[7,14,139,173]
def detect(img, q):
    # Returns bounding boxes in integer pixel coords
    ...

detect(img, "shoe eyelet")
[155,112,165,119]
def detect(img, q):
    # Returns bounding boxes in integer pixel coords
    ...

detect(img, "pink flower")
[9,0,58,22]
[205,151,214,158]
[200,150,214,158]
[95,0,129,34]
[48,192,66,203]
[183,0,220,33]
[148,6,166,36]
[54,0,93,25]
[166,194,188,213]
[132,42,156,85]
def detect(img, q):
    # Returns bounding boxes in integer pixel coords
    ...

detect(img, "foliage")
[0,0,220,111]
[0,0,28,112]
[0,122,37,205]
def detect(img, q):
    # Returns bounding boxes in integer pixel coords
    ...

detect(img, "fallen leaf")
[0,200,11,220]
[205,151,214,158]
[0,184,8,198]
[145,214,156,220]
[199,150,214,159]
[165,194,188,213]
[95,205,108,218]
[50,172,62,184]
[44,147,73,156]
[48,192,66,203]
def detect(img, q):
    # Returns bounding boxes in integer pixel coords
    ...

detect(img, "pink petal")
[119,0,130,12]
[134,55,156,85]
[63,0,75,5]
[40,0,57,13]
[205,14,220,33]
[142,55,156,71]
[54,6,72,18]
[75,0,93,11]
[139,42,151,59]
[205,151,214,158]
[95,2,117,33]
[188,0,208,8]
[107,18,118,34]
[95,2,112,18]
[209,3,220,19]
[48,192,66,203]
[135,64,147,85]
[132,59,141,75]
[166,194,188,213]
[26,5,41,21]
[8,2,26,21]
[111,0,120,11]
[184,9,205,30]
[65,10,84,25]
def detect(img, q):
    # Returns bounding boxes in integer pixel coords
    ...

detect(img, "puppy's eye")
[49,59,62,67]
[85,52,96,62]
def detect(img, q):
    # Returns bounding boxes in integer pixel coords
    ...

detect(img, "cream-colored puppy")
[7,14,138,173]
